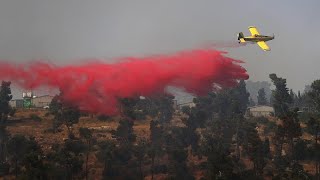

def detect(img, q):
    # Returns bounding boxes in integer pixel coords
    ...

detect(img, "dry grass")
[302,161,316,175]
[6,109,153,179]
[5,110,319,179]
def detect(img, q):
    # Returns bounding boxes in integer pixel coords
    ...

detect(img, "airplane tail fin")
[238,32,245,43]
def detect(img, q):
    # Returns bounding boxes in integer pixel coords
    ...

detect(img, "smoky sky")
[0,0,319,98]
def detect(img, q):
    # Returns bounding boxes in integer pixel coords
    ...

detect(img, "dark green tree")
[119,97,140,120]
[49,94,80,138]
[293,139,307,161]
[307,79,320,177]
[257,88,267,105]
[22,150,48,179]
[112,144,135,179]
[273,110,302,165]
[263,138,271,158]
[49,95,63,133]
[236,80,251,115]
[269,74,292,117]
[96,140,116,179]
[107,118,137,179]
[269,74,302,168]
[79,127,94,180]
[306,117,320,176]
[290,89,295,105]
[295,91,302,108]
[282,109,302,158]
[246,80,272,104]
[231,80,250,159]
[47,140,85,179]
[7,135,27,178]
[148,120,164,180]
[181,100,210,155]
[307,117,320,144]
[155,94,175,124]
[165,127,194,180]
[7,135,45,178]
[113,118,136,145]
[274,125,285,158]
[193,82,249,161]
[308,80,320,111]
[245,121,266,176]
[0,81,12,175]
[63,106,80,138]
[201,135,234,179]
[0,81,12,121]
[215,80,249,118]
[249,97,256,107]
[192,92,216,122]
[133,139,147,180]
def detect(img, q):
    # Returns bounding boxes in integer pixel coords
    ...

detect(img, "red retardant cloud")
[0,49,249,115]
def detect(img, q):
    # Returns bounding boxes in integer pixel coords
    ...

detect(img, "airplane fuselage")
[237,26,274,51]
[242,35,274,42]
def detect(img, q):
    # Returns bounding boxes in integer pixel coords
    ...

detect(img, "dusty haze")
[0,0,319,98]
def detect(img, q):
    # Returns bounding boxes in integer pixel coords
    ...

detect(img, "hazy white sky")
[0,0,319,98]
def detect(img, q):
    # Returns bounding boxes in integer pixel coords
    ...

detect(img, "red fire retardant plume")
[0,49,249,115]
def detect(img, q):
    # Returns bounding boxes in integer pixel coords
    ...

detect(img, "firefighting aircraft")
[238,26,274,51]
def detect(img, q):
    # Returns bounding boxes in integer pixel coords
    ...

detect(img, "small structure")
[23,91,33,108]
[177,102,196,110]
[246,105,274,117]
[9,99,24,108]
[172,100,178,109]
[32,95,54,108]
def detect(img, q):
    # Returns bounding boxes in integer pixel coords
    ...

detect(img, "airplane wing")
[257,41,270,51]
[248,26,260,36]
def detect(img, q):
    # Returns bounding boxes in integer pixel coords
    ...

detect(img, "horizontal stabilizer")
[239,38,246,43]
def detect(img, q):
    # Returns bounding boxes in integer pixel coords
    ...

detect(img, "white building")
[177,102,196,110]
[246,105,274,117]
[9,99,24,108]
[32,95,54,108]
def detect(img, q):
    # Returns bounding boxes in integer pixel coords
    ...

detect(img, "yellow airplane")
[238,26,274,51]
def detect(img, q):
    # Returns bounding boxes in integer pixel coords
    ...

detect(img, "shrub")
[30,113,42,121]
[264,121,277,134]
[254,116,269,124]
[97,115,111,121]
[9,108,16,117]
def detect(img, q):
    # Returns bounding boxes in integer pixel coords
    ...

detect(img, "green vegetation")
[257,88,268,105]
[29,113,42,121]
[1,76,320,179]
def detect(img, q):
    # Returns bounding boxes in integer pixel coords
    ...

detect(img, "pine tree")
[79,128,94,180]
[269,74,292,118]
[49,94,80,138]
[165,127,194,180]
[263,138,271,158]
[307,79,320,176]
[7,135,45,178]
[249,97,256,107]
[232,80,250,116]
[257,88,267,105]
[96,140,116,178]
[270,74,302,173]
[201,135,234,179]
[113,118,136,145]
[148,120,164,180]
[133,139,147,180]
[0,81,12,174]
